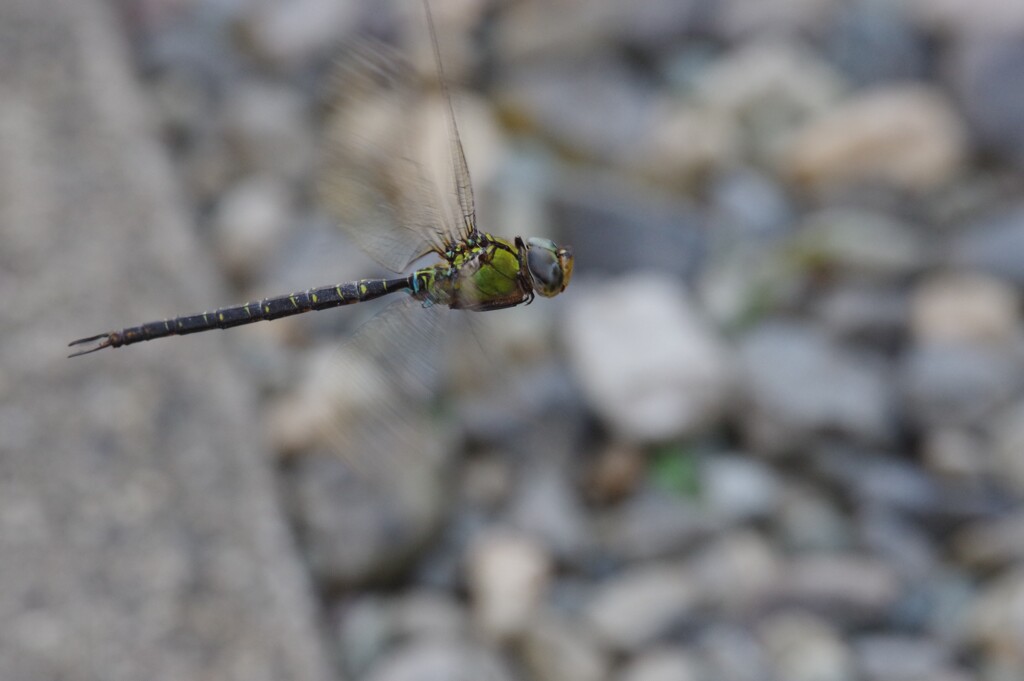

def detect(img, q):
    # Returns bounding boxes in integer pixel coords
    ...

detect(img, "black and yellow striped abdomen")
[69,276,412,355]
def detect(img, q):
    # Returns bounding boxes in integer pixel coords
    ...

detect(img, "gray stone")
[824,0,930,86]
[951,37,1024,169]
[238,0,358,68]
[948,203,1024,287]
[989,400,1024,495]
[508,467,592,561]
[967,568,1024,675]
[955,512,1024,570]
[495,0,703,61]
[858,508,937,578]
[460,454,514,510]
[564,273,733,443]
[179,131,236,204]
[738,322,895,453]
[334,591,468,679]
[920,427,990,481]
[222,79,315,181]
[599,487,717,561]
[550,170,707,277]
[519,611,608,681]
[148,65,219,142]
[710,169,794,240]
[816,449,944,516]
[758,611,854,681]
[391,591,468,641]
[794,209,929,278]
[284,452,444,586]
[362,639,516,681]
[334,596,395,679]
[907,0,1024,34]
[814,284,908,346]
[853,635,951,681]
[714,0,842,40]
[689,530,783,614]
[701,454,782,521]
[618,648,701,681]
[783,85,968,193]
[694,625,769,681]
[0,1,333,679]
[914,572,979,647]
[626,97,739,187]
[899,341,1020,429]
[777,483,854,552]
[774,554,901,623]
[585,563,698,652]
[211,175,293,282]
[695,42,846,166]
[499,57,654,165]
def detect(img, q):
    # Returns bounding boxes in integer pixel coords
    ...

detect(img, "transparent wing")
[346,297,451,462]
[320,40,462,272]
[421,0,477,241]
[291,297,457,473]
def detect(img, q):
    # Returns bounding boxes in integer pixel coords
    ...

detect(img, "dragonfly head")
[525,237,574,297]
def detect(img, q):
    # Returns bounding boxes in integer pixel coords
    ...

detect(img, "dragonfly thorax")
[410,232,571,312]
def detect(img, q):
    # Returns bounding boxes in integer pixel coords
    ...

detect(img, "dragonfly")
[68,0,573,360]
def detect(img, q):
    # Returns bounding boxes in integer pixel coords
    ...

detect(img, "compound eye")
[526,238,569,297]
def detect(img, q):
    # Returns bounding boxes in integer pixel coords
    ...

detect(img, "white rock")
[784,85,968,193]
[910,272,1021,346]
[465,531,551,641]
[211,175,291,281]
[241,0,358,67]
[759,611,854,681]
[564,273,733,443]
[520,611,608,681]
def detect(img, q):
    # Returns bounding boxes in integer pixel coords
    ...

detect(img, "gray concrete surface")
[0,1,335,679]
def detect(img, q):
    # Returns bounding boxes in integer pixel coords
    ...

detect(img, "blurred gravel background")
[4,0,1024,680]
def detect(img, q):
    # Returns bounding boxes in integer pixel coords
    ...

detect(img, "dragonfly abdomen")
[68,276,412,356]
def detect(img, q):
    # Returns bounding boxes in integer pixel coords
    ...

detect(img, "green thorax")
[413,233,530,311]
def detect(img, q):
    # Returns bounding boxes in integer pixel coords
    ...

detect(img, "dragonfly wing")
[320,297,454,471]
[320,40,461,272]
[422,0,477,242]
[270,295,459,481]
